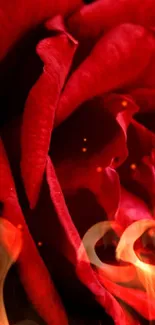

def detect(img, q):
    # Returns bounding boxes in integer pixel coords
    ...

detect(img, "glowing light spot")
[83,138,87,142]
[82,147,87,153]
[130,163,137,170]
[122,100,128,107]
[147,228,155,238]
[96,166,103,173]
[17,224,23,230]
[38,241,43,247]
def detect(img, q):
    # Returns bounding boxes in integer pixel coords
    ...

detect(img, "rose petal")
[130,88,155,113]
[103,94,139,128]
[136,51,155,89]
[51,98,124,222]
[46,156,131,325]
[77,260,133,325]
[55,24,155,126]
[67,0,155,40]
[133,155,155,193]
[118,120,155,203]
[77,242,140,325]
[0,140,68,325]
[98,272,155,321]
[132,153,155,215]
[101,94,139,167]
[0,0,82,60]
[116,187,153,229]
[21,30,77,208]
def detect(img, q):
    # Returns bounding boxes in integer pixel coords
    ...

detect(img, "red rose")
[0,0,155,324]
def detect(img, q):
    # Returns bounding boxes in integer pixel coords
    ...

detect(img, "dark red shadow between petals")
[0,139,68,325]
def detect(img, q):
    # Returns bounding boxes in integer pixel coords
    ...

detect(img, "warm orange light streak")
[79,221,136,283]
[79,219,155,322]
[0,218,22,325]
[116,219,155,319]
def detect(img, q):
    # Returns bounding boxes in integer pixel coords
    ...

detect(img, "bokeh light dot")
[122,100,128,107]
[130,163,137,170]
[38,241,43,247]
[82,147,87,153]
[17,224,23,230]
[96,166,103,173]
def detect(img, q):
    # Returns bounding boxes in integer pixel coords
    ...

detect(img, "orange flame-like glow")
[78,221,137,284]
[0,218,22,325]
[116,219,155,320]
[79,219,155,323]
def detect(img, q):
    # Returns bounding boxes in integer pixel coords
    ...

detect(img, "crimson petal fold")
[21,29,77,208]
[67,0,155,40]
[56,24,155,126]
[0,0,82,60]
[46,156,138,325]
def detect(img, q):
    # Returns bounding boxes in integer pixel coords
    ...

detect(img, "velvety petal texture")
[46,157,138,325]
[0,0,82,60]
[0,0,155,324]
[67,0,155,40]
[21,22,77,208]
[56,24,155,125]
